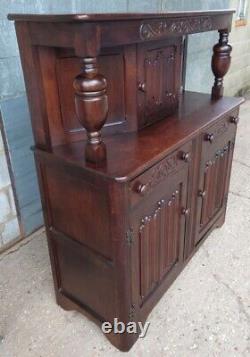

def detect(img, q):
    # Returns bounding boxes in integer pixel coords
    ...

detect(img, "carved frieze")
[147,153,178,189]
[140,16,213,40]
[214,121,229,137]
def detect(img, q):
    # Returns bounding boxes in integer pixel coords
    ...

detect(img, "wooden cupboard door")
[195,112,238,244]
[130,166,188,304]
[137,38,182,129]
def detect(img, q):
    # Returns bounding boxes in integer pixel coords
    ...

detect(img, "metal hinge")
[126,229,134,246]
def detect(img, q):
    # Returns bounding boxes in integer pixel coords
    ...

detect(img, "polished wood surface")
[10,10,243,351]
[49,92,243,180]
[8,10,235,22]
[211,30,232,99]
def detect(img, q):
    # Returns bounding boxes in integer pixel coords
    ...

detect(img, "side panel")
[51,229,115,321]
[35,153,117,323]
[44,164,112,259]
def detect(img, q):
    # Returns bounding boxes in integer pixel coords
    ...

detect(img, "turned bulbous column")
[211,30,232,100]
[74,57,108,163]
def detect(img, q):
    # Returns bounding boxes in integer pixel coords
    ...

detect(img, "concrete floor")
[0,100,250,357]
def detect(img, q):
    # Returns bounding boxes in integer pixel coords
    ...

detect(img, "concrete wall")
[0,0,234,99]
[0,0,249,98]
[0,127,20,247]
[224,0,250,96]
[0,0,249,250]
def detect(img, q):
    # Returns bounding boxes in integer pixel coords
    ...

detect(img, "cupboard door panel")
[159,191,181,278]
[139,189,184,301]
[195,112,238,244]
[130,161,188,305]
[199,144,231,228]
[137,39,182,128]
[139,213,160,299]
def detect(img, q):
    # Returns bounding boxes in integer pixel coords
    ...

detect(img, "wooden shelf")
[48,91,243,181]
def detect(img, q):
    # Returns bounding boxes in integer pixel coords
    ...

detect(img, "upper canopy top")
[8,9,235,22]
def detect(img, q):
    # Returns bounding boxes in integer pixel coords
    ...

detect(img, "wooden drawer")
[129,141,192,207]
[201,109,239,157]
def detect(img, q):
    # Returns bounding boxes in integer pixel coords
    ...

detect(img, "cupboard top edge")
[8,9,235,22]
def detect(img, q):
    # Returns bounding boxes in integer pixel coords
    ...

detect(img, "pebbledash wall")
[0,0,249,250]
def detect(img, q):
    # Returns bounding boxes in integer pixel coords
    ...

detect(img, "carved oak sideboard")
[9,10,244,351]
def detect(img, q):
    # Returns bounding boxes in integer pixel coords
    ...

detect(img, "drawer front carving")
[129,142,191,207]
[202,110,238,145]
[140,17,213,40]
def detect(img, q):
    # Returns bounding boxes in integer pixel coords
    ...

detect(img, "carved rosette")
[140,16,213,40]
[211,30,232,99]
[73,57,108,163]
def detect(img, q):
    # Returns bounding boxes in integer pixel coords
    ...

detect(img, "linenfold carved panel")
[137,38,182,129]
[140,16,213,40]
[139,190,181,300]
[143,46,177,123]
[200,143,232,228]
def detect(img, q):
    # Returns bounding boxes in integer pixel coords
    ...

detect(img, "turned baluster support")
[211,30,232,100]
[74,57,108,163]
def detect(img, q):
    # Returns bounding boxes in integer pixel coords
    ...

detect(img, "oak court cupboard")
[8,9,244,351]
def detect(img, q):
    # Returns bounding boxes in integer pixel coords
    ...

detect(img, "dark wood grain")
[211,30,232,99]
[8,10,235,22]
[11,10,243,352]
[50,92,243,181]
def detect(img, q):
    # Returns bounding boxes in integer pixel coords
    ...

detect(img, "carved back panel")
[37,45,138,146]
[56,53,126,133]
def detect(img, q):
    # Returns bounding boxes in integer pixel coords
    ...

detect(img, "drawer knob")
[134,182,147,195]
[180,151,190,163]
[138,82,146,92]
[230,116,239,125]
[198,190,206,198]
[205,133,214,143]
[181,208,190,216]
